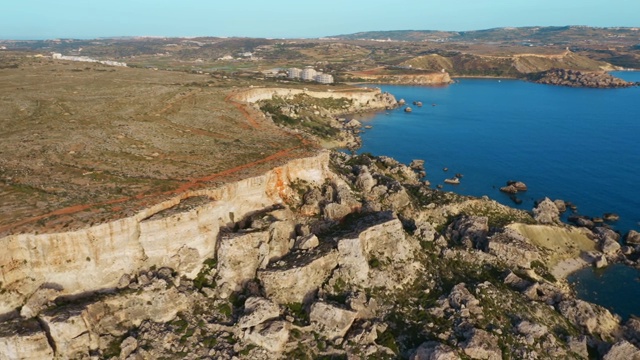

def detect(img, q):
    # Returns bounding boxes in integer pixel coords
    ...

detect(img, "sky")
[1,0,639,40]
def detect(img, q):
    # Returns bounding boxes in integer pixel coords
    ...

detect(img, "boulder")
[120,336,138,359]
[245,320,290,353]
[461,328,502,360]
[448,283,480,310]
[533,198,560,224]
[216,231,270,298]
[569,215,595,228]
[446,216,489,250]
[411,341,460,360]
[603,340,640,360]
[409,159,425,171]
[345,119,362,129]
[20,286,61,319]
[625,317,640,343]
[323,202,353,221]
[500,185,518,194]
[238,297,281,329]
[603,213,620,222]
[600,237,621,256]
[332,217,419,289]
[258,250,339,304]
[310,302,357,340]
[558,299,620,338]
[626,230,640,246]
[516,320,548,340]
[567,336,589,359]
[506,181,527,191]
[554,199,567,213]
[294,234,320,250]
[595,254,609,269]
[267,221,296,262]
[488,228,541,269]
[355,168,376,192]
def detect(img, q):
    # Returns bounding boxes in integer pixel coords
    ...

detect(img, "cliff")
[349,71,453,86]
[229,86,396,113]
[2,151,640,359]
[0,152,335,316]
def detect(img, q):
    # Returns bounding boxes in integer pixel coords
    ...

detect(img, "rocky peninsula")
[2,84,640,360]
[528,68,638,88]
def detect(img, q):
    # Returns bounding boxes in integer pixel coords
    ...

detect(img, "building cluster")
[51,53,127,67]
[288,66,334,84]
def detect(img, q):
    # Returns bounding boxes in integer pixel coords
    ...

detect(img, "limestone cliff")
[229,86,397,113]
[0,152,336,316]
[352,72,453,86]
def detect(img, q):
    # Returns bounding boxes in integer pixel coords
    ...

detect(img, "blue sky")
[1,0,638,40]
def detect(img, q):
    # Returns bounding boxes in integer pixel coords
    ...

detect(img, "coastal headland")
[2,31,640,358]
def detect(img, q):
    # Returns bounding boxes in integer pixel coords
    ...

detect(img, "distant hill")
[401,50,616,77]
[330,26,640,46]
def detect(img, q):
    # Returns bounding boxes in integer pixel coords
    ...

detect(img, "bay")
[356,72,640,319]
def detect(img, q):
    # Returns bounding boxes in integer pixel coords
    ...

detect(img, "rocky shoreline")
[2,87,640,359]
[527,68,638,88]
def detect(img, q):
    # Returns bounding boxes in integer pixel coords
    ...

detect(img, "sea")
[356,71,640,320]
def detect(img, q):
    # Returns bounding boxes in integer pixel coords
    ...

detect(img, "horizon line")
[1,25,639,42]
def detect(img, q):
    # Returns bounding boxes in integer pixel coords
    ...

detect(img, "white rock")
[258,250,339,304]
[238,297,280,329]
[603,340,640,360]
[310,302,357,340]
[245,320,290,353]
[294,234,320,250]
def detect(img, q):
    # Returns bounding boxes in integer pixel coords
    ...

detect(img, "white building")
[301,67,317,81]
[288,67,302,79]
[315,74,334,84]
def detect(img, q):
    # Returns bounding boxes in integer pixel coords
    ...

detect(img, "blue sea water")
[356,72,640,318]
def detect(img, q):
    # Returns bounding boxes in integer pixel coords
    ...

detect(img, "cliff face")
[230,87,397,112]
[355,72,453,85]
[0,152,335,316]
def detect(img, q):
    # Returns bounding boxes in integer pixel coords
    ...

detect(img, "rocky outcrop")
[603,341,640,360]
[626,230,640,246]
[258,250,339,304]
[529,68,637,88]
[533,197,561,224]
[309,302,357,340]
[558,299,620,339]
[231,86,398,113]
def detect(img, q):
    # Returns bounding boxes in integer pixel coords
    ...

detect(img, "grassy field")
[0,54,317,235]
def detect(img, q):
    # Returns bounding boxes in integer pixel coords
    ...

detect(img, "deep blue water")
[356,72,640,319]
[358,72,640,234]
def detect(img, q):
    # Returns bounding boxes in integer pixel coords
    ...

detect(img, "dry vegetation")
[0,55,318,235]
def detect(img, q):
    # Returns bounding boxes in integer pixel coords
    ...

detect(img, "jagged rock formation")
[2,150,640,359]
[528,68,637,88]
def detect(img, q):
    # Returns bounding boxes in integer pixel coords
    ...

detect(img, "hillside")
[401,50,617,77]
[332,26,640,46]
